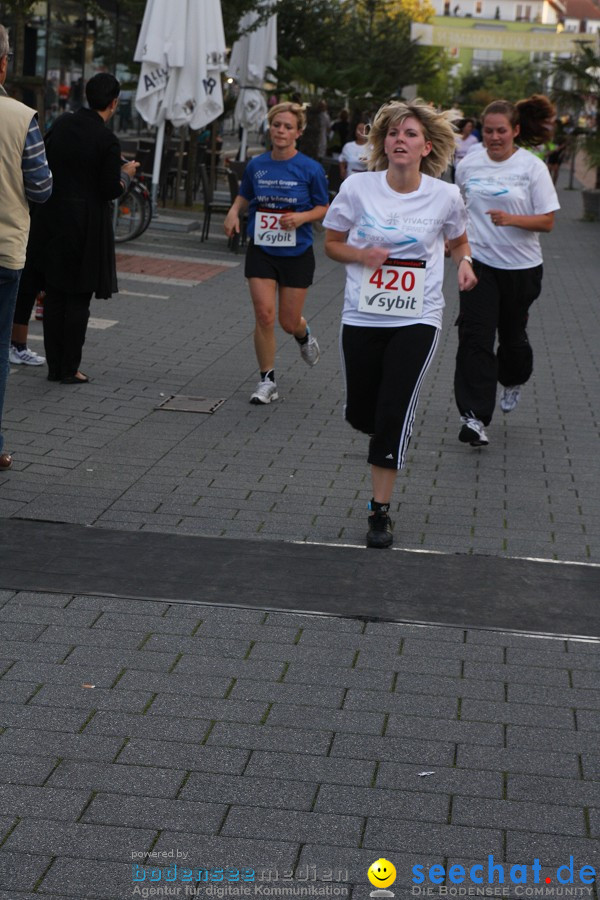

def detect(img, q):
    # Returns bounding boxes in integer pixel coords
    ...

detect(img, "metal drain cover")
[156,395,226,413]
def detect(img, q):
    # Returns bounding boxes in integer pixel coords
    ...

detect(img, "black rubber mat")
[1,518,598,637]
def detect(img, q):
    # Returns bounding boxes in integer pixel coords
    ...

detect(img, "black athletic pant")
[454,260,543,426]
[43,285,92,380]
[12,261,43,327]
[341,322,438,471]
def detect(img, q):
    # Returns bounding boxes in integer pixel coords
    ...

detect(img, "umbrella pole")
[173,128,187,207]
[210,121,219,192]
[240,127,248,162]
[151,120,166,213]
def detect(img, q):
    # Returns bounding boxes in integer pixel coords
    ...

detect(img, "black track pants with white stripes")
[341,323,439,470]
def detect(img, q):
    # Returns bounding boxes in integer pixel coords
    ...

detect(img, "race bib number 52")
[254,209,296,247]
[359,258,426,317]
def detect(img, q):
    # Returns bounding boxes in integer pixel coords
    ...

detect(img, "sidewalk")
[1,589,599,899]
[0,172,599,899]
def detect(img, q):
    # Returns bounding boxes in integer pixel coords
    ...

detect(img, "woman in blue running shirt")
[224,102,329,405]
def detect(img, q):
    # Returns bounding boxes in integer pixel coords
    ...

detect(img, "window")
[472,48,503,67]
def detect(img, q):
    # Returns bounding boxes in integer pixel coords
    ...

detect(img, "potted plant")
[552,41,600,220]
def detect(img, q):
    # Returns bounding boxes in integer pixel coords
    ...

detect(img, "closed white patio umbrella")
[227,0,278,161]
[134,0,227,206]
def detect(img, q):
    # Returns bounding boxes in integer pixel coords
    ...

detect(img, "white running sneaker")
[500,385,521,413]
[459,415,489,447]
[299,326,320,367]
[250,379,279,405]
[9,345,46,366]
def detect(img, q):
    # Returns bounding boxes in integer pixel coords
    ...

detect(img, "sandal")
[60,372,89,384]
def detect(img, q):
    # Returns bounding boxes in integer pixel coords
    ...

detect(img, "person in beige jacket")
[0,24,52,471]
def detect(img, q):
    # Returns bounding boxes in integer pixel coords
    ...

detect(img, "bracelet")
[459,255,473,266]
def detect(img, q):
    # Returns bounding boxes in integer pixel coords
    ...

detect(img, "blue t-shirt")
[240,151,329,256]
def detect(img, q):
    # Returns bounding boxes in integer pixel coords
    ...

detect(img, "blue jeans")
[0,265,22,455]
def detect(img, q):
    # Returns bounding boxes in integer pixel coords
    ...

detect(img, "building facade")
[413,0,598,79]
[0,0,140,129]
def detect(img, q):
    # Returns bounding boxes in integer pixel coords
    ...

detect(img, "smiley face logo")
[368,859,397,889]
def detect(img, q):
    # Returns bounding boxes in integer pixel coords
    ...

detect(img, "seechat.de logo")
[411,856,597,890]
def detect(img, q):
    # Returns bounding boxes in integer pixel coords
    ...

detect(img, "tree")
[222,0,285,43]
[273,0,443,108]
[456,61,546,118]
[417,55,456,108]
[388,0,435,24]
[340,0,443,104]
[552,41,600,190]
[274,0,347,92]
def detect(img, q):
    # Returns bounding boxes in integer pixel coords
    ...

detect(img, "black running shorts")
[244,241,315,288]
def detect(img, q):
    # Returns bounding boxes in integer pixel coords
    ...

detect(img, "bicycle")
[112,175,152,243]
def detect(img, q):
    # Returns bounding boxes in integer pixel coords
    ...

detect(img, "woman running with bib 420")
[324,101,477,549]
[224,102,329,405]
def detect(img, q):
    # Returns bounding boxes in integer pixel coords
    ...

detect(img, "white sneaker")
[299,326,320,367]
[459,415,489,447]
[250,378,279,405]
[500,385,521,413]
[9,345,46,366]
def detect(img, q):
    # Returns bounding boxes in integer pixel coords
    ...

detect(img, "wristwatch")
[459,255,473,266]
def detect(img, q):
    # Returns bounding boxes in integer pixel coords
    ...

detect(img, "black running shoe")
[366,511,394,549]
[458,415,489,447]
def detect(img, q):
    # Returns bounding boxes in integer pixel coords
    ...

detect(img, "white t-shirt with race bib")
[323,170,467,329]
[455,146,560,270]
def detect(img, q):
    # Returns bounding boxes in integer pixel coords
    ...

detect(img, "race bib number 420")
[254,209,296,247]
[359,258,426,317]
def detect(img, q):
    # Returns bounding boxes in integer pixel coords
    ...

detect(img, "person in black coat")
[27,73,137,383]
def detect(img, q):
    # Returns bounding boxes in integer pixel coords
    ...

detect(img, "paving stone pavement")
[0,590,599,898]
[0,173,599,898]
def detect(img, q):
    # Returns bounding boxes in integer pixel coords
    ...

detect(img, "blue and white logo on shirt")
[464,177,510,197]
[356,213,418,248]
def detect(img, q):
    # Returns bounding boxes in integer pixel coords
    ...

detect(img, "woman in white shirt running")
[453,98,560,448]
[339,122,369,180]
[324,101,477,549]
[451,117,480,180]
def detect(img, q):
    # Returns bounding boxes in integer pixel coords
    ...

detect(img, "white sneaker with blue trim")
[9,345,45,366]
[299,326,320,367]
[500,385,521,413]
[250,378,279,405]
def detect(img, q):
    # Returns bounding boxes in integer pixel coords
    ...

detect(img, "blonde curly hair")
[367,100,457,178]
